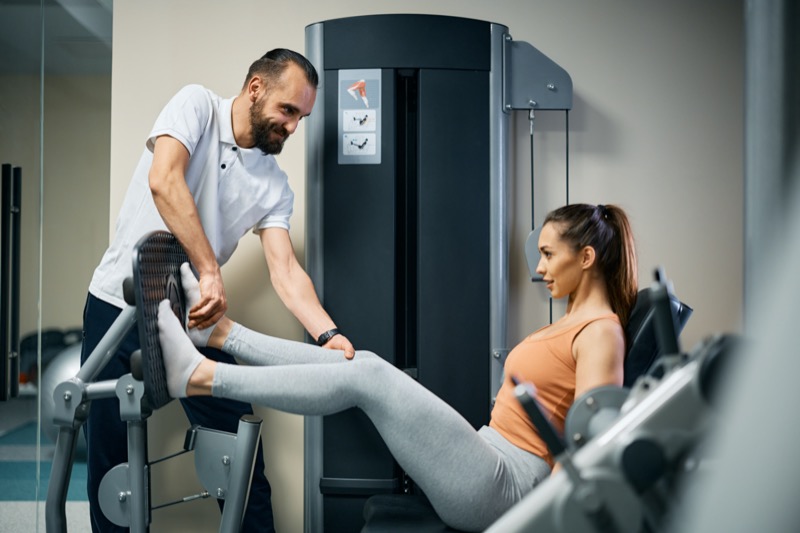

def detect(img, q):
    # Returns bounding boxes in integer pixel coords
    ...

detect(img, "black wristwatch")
[316,328,341,346]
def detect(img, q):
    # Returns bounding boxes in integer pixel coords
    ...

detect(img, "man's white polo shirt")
[89,84,295,309]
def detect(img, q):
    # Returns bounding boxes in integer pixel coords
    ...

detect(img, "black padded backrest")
[623,289,693,387]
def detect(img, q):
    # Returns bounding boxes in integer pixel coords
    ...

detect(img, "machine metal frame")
[45,231,262,533]
[304,15,573,531]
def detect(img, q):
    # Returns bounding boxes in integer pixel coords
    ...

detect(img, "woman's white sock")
[180,263,215,347]
[158,299,204,398]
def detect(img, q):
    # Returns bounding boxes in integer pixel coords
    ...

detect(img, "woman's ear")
[581,246,596,270]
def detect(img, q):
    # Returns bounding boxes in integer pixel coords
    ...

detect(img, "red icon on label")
[347,80,369,108]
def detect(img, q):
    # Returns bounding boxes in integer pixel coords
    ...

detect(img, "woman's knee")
[351,352,398,386]
[353,349,381,361]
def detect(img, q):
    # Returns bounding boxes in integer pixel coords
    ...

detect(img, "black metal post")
[10,166,21,398]
[1,163,12,401]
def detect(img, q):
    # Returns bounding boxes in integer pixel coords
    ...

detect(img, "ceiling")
[0,0,112,75]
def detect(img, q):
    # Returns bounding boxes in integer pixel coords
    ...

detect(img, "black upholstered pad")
[623,289,693,387]
[131,231,189,409]
[361,494,468,533]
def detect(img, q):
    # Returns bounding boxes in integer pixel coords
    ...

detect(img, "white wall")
[41,75,112,330]
[111,1,743,531]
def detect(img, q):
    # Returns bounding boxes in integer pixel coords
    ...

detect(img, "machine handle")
[512,378,566,457]
[652,268,680,356]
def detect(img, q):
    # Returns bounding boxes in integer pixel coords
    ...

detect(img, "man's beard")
[250,99,288,155]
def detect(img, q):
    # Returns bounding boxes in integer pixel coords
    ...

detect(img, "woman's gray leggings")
[214,324,551,532]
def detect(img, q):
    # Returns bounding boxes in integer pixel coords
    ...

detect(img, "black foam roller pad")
[131,231,189,409]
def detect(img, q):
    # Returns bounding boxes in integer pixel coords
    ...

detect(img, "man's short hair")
[243,48,319,89]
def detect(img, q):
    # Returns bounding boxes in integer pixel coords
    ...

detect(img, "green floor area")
[0,421,88,502]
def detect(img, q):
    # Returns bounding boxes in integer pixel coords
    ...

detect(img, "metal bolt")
[63,391,72,401]
[505,34,512,41]
[222,456,230,466]
[547,83,556,91]
[528,100,537,108]
[586,396,596,410]
[126,385,134,395]
[217,488,225,498]
[119,492,127,502]
[504,104,512,110]
[492,351,500,359]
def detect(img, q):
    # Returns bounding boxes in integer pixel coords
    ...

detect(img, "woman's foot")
[180,263,215,347]
[158,299,206,398]
[180,263,233,349]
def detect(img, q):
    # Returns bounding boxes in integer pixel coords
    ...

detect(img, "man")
[82,48,353,532]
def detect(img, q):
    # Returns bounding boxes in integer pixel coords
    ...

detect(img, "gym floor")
[0,387,90,531]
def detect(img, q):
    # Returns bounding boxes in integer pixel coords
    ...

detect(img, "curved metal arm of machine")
[514,382,639,533]
[46,305,137,533]
[486,333,735,533]
[46,236,264,533]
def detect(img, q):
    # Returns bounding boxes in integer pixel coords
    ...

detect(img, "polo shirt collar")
[221,94,269,164]
[219,96,236,146]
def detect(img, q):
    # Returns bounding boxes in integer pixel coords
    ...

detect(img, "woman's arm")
[572,319,625,400]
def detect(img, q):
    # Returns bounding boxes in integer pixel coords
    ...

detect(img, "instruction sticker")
[338,69,381,164]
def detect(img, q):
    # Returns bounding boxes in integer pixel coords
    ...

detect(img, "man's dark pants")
[80,293,276,532]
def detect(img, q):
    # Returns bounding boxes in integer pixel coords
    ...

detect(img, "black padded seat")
[362,494,468,533]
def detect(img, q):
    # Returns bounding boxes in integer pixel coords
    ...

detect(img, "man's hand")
[187,269,227,330]
[322,333,355,360]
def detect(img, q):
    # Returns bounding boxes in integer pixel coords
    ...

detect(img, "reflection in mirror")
[0,0,111,529]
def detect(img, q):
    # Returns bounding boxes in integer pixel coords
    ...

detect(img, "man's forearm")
[271,266,336,340]
[151,175,217,275]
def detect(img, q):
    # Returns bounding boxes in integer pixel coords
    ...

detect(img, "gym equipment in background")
[304,14,572,531]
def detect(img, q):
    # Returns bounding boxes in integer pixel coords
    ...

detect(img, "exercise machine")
[304,14,573,530]
[487,274,734,533]
[45,231,262,533]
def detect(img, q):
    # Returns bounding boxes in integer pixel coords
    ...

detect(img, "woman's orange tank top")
[489,313,619,466]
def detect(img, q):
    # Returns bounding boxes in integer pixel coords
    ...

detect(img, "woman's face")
[535,222,584,299]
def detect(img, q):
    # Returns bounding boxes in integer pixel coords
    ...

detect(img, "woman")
[158,203,637,532]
